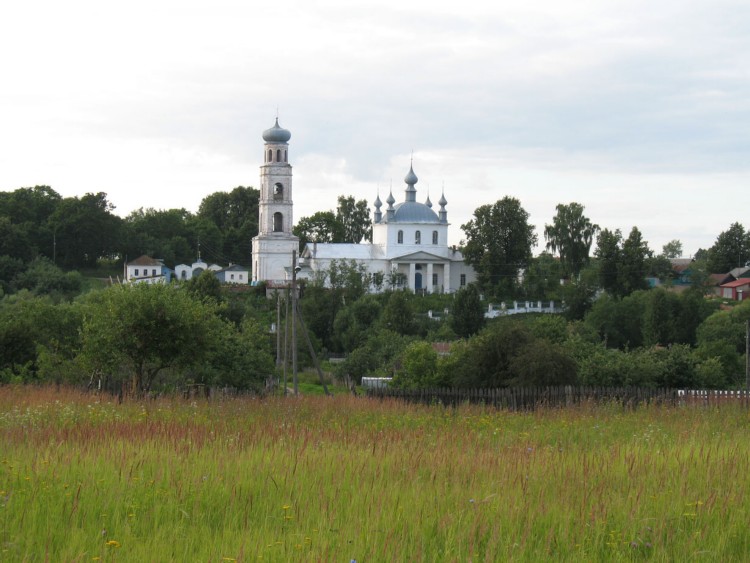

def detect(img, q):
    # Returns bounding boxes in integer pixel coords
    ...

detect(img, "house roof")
[720,279,750,288]
[216,264,249,273]
[709,273,735,286]
[302,243,385,261]
[128,255,164,266]
[670,258,694,273]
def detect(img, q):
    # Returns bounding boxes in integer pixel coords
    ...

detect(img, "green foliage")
[197,186,259,264]
[661,239,683,259]
[12,257,83,298]
[544,202,599,278]
[392,341,443,389]
[336,195,372,243]
[79,284,231,393]
[449,283,485,338]
[336,328,410,383]
[521,252,564,300]
[332,295,382,352]
[461,197,537,298]
[447,320,576,388]
[707,222,750,273]
[0,293,83,382]
[380,290,415,335]
[50,192,122,268]
[184,269,224,304]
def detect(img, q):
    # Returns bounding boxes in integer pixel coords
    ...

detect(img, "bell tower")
[251,118,299,283]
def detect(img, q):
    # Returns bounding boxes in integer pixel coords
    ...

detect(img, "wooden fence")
[364,386,750,410]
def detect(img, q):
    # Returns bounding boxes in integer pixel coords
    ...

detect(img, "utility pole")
[746,319,749,390]
[291,250,298,396]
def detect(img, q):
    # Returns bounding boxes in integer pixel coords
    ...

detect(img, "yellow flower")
[106,540,121,548]
[282,505,291,510]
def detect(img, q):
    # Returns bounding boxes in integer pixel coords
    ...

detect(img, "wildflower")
[106,540,121,548]
[282,505,291,510]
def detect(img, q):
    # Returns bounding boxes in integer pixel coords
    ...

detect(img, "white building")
[251,120,476,293]
[174,258,222,281]
[125,255,171,284]
[251,119,299,284]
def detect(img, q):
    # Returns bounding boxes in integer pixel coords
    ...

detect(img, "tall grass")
[1,386,749,561]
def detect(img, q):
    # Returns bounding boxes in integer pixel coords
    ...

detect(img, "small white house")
[215,264,250,284]
[125,255,171,284]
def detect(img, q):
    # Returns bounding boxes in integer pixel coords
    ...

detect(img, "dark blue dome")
[262,118,291,143]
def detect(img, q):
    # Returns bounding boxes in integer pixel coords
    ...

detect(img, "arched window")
[284,150,288,162]
[415,231,421,244]
[397,230,403,244]
[432,230,438,245]
[274,183,284,200]
[267,149,272,162]
[273,212,283,232]
[276,149,281,161]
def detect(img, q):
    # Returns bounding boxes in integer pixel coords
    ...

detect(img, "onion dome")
[374,194,382,209]
[404,164,418,186]
[425,194,433,208]
[386,191,395,208]
[262,118,291,143]
[438,193,448,207]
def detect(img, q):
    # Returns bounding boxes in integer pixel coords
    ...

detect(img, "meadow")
[1,386,749,561]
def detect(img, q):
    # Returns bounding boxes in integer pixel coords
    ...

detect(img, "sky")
[1,0,748,257]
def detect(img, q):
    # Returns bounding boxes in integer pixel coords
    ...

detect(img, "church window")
[432,230,438,244]
[460,274,466,287]
[276,149,281,161]
[432,273,438,286]
[267,149,272,162]
[415,231,421,244]
[397,230,403,244]
[273,212,283,232]
[284,150,288,162]
[274,183,284,200]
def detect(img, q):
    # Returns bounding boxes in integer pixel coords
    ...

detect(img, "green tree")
[544,202,599,278]
[461,197,537,297]
[392,341,443,389]
[50,192,122,268]
[661,239,683,259]
[293,211,344,250]
[595,228,622,295]
[381,290,415,335]
[79,284,228,394]
[619,226,651,296]
[197,186,259,264]
[449,283,485,338]
[707,222,750,273]
[336,196,372,243]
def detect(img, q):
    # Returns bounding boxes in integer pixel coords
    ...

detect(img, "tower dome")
[262,118,291,143]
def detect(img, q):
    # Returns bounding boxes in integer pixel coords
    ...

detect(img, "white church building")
[251,119,476,293]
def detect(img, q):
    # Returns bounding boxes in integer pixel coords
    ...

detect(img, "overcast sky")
[2,0,748,257]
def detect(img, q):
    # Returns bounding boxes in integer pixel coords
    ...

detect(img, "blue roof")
[385,201,440,223]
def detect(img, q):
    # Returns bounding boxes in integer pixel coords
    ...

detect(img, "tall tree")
[293,211,344,250]
[49,192,122,268]
[661,239,683,259]
[619,226,651,296]
[595,228,623,296]
[450,283,485,338]
[79,283,228,394]
[544,202,599,278]
[461,197,537,297]
[197,186,259,264]
[707,222,750,273]
[336,196,371,243]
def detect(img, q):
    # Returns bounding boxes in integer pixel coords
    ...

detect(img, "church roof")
[262,118,291,143]
[385,201,440,223]
[302,243,385,261]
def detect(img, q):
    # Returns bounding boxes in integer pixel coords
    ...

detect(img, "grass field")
[1,386,749,561]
